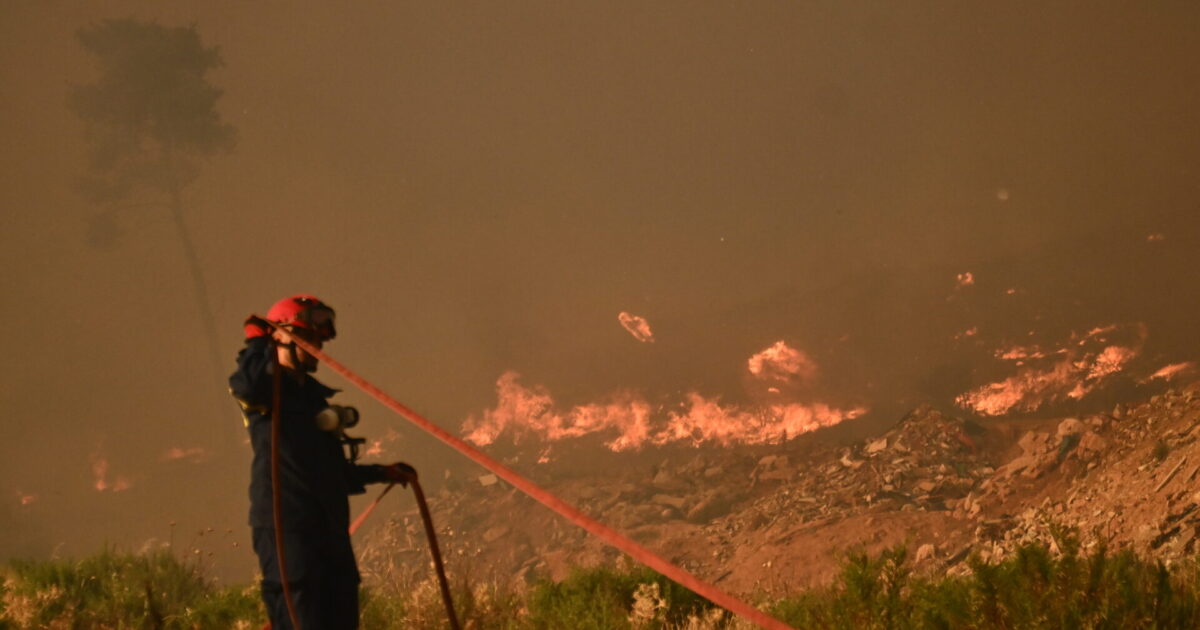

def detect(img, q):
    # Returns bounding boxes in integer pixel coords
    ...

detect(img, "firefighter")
[230,294,414,629]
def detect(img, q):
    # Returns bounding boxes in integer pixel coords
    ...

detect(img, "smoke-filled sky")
[3,2,1199,580]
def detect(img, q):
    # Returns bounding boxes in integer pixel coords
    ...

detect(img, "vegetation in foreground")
[3,530,1200,629]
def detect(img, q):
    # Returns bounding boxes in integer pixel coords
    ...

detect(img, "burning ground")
[358,315,1200,594]
[360,379,1200,598]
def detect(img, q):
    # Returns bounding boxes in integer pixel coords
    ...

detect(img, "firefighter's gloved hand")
[383,462,418,487]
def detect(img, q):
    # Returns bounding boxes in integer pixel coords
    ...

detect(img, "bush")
[7,536,1200,629]
[524,564,719,630]
[771,530,1200,629]
[361,570,524,630]
[0,546,262,629]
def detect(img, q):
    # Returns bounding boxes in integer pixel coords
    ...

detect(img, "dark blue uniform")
[230,337,387,630]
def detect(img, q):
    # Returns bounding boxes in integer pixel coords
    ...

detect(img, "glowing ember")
[462,371,864,451]
[956,272,975,288]
[617,312,655,343]
[747,341,817,384]
[162,446,208,463]
[957,323,1145,416]
[1148,362,1195,382]
[91,455,132,492]
[1147,233,1166,242]
[954,327,979,340]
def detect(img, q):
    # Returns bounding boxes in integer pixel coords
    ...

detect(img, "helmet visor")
[300,305,337,340]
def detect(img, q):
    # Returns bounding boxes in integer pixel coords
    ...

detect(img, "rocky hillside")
[359,382,1200,597]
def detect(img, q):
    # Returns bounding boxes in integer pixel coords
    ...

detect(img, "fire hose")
[348,480,461,630]
[269,349,301,630]
[262,320,796,630]
[266,347,460,630]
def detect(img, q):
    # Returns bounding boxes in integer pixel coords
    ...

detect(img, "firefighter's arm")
[349,462,417,490]
[228,336,275,408]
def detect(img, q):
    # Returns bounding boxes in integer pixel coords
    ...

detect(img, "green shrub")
[0,546,262,629]
[524,564,718,629]
[8,536,1200,629]
[771,530,1200,630]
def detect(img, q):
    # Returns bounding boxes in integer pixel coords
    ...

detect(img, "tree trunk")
[167,169,237,443]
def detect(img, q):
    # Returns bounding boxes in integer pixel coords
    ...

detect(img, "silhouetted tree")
[70,19,235,398]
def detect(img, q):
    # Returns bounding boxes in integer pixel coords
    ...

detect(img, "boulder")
[686,492,734,523]
[1057,417,1086,438]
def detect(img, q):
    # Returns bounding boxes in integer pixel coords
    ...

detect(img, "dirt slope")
[359,382,1200,596]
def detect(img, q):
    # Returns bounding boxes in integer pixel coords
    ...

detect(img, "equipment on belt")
[315,404,359,432]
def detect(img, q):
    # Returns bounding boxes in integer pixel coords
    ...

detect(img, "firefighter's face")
[276,325,324,371]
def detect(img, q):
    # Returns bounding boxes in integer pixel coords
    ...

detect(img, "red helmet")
[266,294,337,341]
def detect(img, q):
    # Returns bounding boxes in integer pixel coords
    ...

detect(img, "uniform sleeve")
[229,337,275,408]
[347,464,388,495]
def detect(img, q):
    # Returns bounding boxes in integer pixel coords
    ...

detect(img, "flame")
[363,428,401,459]
[956,272,975,288]
[462,371,864,451]
[162,446,208,463]
[747,341,817,384]
[1084,324,1119,340]
[92,457,109,491]
[994,345,1058,361]
[1147,233,1166,242]
[657,393,865,446]
[954,327,979,340]
[17,491,36,506]
[1147,362,1195,382]
[956,323,1145,416]
[617,312,655,343]
[90,454,132,492]
[1085,345,1138,380]
[461,373,653,451]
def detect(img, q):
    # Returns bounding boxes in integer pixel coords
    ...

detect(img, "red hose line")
[412,478,462,630]
[270,349,303,630]
[265,320,795,630]
[348,482,394,536]
[350,481,460,628]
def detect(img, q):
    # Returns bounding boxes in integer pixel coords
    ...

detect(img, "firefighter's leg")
[253,526,321,629]
[318,530,362,629]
